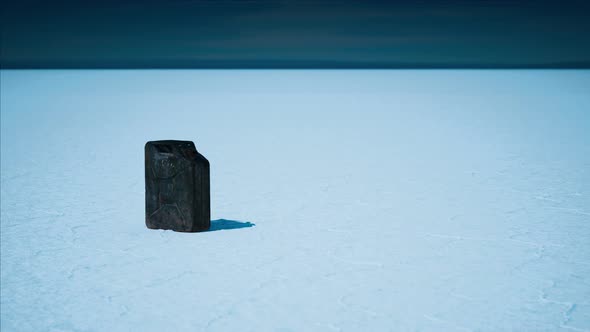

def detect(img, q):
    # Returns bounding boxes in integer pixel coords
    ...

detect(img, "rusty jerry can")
[145,140,210,232]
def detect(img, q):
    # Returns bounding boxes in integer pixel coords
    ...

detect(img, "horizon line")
[3,60,590,70]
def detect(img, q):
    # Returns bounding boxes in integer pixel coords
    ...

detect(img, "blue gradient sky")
[1,0,589,68]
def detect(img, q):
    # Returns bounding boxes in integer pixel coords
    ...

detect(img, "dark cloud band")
[2,0,589,68]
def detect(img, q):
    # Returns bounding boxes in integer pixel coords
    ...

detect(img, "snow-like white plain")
[1,70,589,331]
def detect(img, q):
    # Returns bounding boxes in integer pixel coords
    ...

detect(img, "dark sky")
[1,0,590,68]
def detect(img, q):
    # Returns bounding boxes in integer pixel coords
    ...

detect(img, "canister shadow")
[208,219,255,232]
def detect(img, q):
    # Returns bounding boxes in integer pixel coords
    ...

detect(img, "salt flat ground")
[1,70,589,331]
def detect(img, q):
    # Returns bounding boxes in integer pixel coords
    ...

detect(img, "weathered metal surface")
[145,140,210,232]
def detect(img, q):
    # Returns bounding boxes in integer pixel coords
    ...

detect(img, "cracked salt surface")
[1,70,589,331]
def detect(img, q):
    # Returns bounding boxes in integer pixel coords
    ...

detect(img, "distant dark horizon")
[2,0,590,69]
